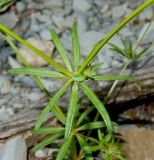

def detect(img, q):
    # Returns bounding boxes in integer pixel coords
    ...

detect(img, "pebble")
[35,149,46,158]
[112,3,128,19]
[77,14,88,31]
[16,1,26,13]
[0,12,19,29]
[43,0,63,10]
[18,37,54,67]
[52,15,73,29]
[39,28,51,40]
[15,76,38,88]
[0,107,9,121]
[27,92,45,101]
[139,7,153,20]
[8,56,23,68]
[0,76,12,95]
[73,0,91,12]
[79,30,105,55]
[0,138,27,160]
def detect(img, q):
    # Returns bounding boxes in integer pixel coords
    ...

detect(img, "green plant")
[0,0,15,12]
[0,0,154,159]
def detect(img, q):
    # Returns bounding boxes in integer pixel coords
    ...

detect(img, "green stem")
[0,24,72,77]
[134,16,154,52]
[77,0,154,75]
[104,61,131,103]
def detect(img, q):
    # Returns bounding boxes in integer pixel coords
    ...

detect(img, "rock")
[77,14,88,31]
[0,107,9,121]
[39,28,51,40]
[0,12,19,29]
[43,0,63,10]
[38,14,51,23]
[79,30,105,55]
[112,3,128,19]
[94,0,107,6]
[114,124,146,133]
[0,138,27,160]
[119,27,133,37]
[27,92,45,101]
[139,7,153,20]
[15,76,38,88]
[19,37,54,67]
[40,78,62,92]
[52,15,73,29]
[73,0,91,12]
[16,1,26,13]
[8,56,23,68]
[0,76,12,95]
[0,47,13,63]
[35,150,46,158]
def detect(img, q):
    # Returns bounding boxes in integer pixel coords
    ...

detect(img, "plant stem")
[134,16,154,52]
[77,0,154,75]
[104,61,131,104]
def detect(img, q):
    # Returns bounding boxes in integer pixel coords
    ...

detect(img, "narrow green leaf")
[90,75,141,91]
[80,82,113,134]
[31,132,63,152]
[56,135,73,160]
[50,29,72,72]
[98,129,104,142]
[72,21,80,68]
[108,42,125,56]
[77,121,105,131]
[77,106,94,126]
[83,145,100,152]
[134,47,149,60]
[90,75,137,81]
[5,36,66,124]
[9,67,66,78]
[65,82,78,138]
[35,80,72,129]
[32,127,65,135]
[0,24,71,77]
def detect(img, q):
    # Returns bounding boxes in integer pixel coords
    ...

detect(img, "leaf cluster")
[0,1,154,159]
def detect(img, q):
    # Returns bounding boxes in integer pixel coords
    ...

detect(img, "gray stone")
[39,28,51,40]
[43,0,63,10]
[27,92,45,101]
[77,14,88,31]
[79,30,105,55]
[8,56,23,68]
[94,0,107,6]
[0,12,19,29]
[35,150,46,158]
[112,3,128,19]
[16,1,26,13]
[52,15,73,29]
[16,76,38,88]
[0,138,27,160]
[139,7,153,20]
[0,107,9,121]
[119,27,133,37]
[40,78,61,92]
[73,0,91,12]
[0,76,12,95]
